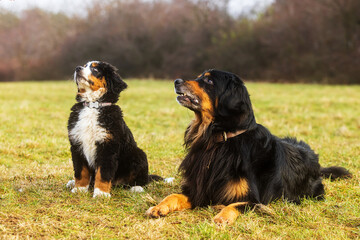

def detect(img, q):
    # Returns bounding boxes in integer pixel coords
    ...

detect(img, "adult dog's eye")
[204,78,213,85]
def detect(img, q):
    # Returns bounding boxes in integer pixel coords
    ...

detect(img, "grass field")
[0,80,359,239]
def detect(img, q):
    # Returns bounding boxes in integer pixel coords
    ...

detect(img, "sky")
[0,0,275,16]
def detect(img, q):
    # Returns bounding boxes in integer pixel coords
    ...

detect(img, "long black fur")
[176,70,351,208]
[68,61,161,189]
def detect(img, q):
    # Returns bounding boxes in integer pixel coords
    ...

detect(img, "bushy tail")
[148,174,163,183]
[320,166,352,181]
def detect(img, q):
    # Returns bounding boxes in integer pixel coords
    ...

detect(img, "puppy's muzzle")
[75,66,83,73]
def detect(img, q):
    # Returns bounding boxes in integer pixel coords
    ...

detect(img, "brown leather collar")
[215,129,247,143]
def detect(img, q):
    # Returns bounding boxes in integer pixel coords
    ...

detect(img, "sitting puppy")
[146,69,351,224]
[67,61,161,198]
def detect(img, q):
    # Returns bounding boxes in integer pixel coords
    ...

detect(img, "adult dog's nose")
[174,78,184,86]
[75,66,82,72]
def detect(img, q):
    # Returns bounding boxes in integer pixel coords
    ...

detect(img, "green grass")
[0,80,359,239]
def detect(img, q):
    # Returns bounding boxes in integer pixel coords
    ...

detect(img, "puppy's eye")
[204,78,213,85]
[93,68,99,73]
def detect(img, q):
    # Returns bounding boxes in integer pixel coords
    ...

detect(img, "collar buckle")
[89,101,99,108]
[222,131,228,142]
[216,129,247,143]
[83,101,113,108]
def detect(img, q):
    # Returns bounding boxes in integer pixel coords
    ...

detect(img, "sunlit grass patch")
[0,80,359,239]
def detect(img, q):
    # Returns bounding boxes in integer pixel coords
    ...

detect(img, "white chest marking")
[69,107,108,169]
[80,88,106,102]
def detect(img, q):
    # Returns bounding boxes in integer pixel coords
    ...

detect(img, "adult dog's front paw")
[146,205,170,218]
[146,194,191,218]
[93,188,111,198]
[213,205,239,225]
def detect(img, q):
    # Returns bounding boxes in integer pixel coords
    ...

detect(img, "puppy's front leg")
[70,147,91,193]
[93,167,112,198]
[146,194,192,218]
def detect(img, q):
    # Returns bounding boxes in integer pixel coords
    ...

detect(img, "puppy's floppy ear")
[105,63,127,94]
[216,74,254,130]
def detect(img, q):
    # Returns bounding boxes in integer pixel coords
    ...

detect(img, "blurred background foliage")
[0,0,359,83]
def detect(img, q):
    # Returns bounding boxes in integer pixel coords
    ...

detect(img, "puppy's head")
[175,70,256,132]
[74,61,127,102]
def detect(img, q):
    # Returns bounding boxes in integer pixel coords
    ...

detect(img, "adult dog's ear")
[105,64,127,94]
[215,75,255,131]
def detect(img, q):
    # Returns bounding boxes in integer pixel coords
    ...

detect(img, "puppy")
[146,69,351,224]
[67,61,161,198]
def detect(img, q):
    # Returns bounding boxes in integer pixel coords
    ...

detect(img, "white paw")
[164,177,175,184]
[145,206,155,216]
[66,180,75,189]
[130,186,144,193]
[93,188,111,198]
[71,186,89,193]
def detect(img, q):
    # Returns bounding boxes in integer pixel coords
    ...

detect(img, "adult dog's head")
[174,70,256,146]
[74,61,127,103]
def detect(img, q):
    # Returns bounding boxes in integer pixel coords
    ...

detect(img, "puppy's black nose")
[75,66,82,72]
[174,78,184,86]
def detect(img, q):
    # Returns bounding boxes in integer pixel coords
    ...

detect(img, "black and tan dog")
[146,69,351,224]
[67,61,161,198]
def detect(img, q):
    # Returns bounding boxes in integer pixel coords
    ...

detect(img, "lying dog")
[146,69,351,224]
[67,61,161,197]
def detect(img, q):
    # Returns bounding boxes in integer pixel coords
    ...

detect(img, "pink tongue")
[184,96,191,102]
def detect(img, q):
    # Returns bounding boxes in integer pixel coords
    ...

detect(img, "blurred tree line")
[0,0,359,83]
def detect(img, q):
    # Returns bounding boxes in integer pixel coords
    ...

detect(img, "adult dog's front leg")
[146,194,192,218]
[213,202,249,225]
[213,202,275,225]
